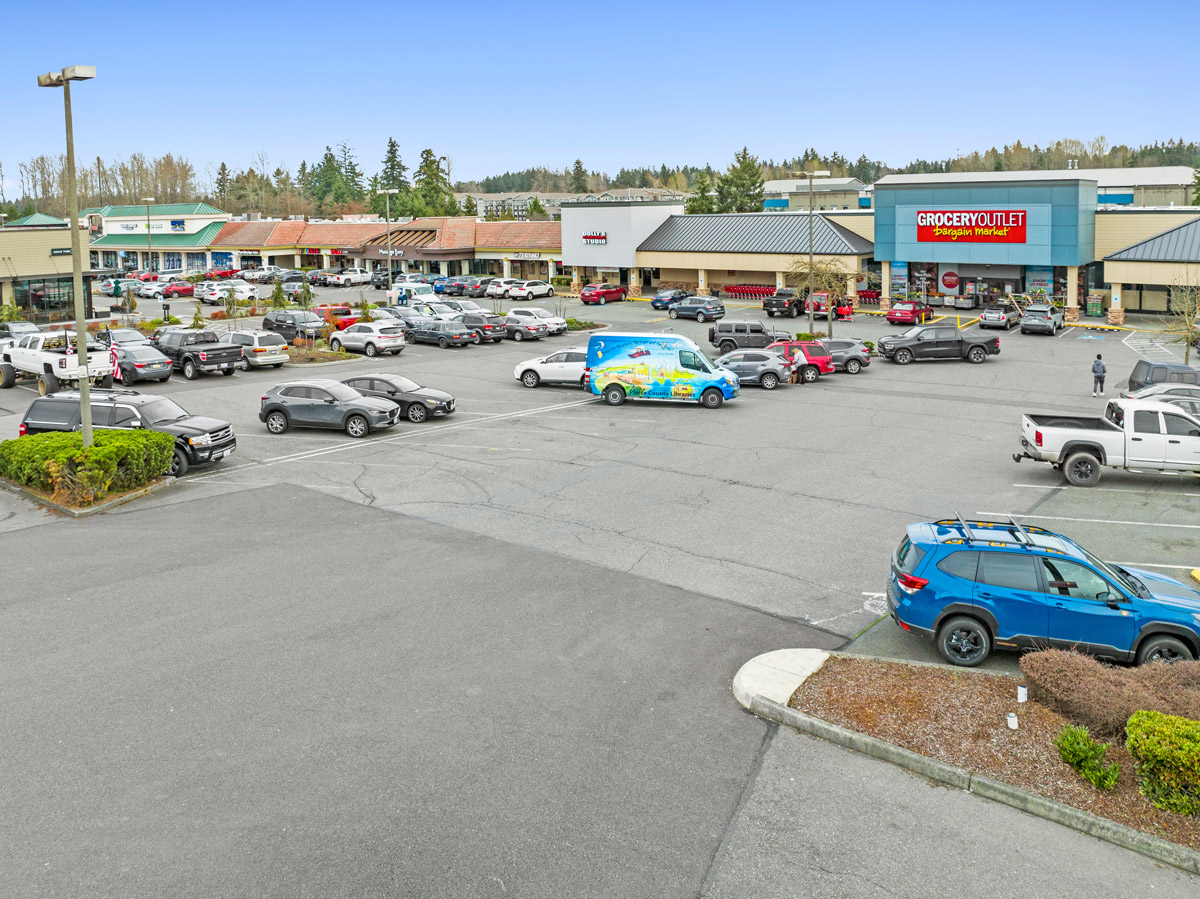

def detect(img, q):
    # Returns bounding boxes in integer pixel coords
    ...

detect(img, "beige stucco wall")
[638,250,863,274]
[824,213,875,243]
[1095,210,1200,259]
[1104,260,1200,287]
[0,228,83,285]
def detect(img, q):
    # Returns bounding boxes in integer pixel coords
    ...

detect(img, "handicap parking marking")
[976,511,1200,530]
[1122,331,1181,362]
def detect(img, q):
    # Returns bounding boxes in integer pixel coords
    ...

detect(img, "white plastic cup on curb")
[1007,712,1019,730]
[1017,685,1028,704]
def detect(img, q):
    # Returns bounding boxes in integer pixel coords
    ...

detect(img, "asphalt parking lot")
[3,294,1194,646]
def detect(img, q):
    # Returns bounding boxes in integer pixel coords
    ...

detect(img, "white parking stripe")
[976,511,1200,530]
[1110,563,1199,571]
[191,396,599,481]
[1012,482,1200,498]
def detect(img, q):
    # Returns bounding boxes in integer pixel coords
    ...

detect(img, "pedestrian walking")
[1092,354,1107,397]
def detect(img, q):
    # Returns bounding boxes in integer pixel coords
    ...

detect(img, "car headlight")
[189,434,212,446]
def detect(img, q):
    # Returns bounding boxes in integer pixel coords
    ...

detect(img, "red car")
[207,267,239,280]
[313,305,360,330]
[161,281,194,298]
[580,283,627,305]
[886,301,934,325]
[765,340,835,383]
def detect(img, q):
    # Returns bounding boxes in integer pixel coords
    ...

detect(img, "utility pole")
[142,197,155,273]
[377,188,400,286]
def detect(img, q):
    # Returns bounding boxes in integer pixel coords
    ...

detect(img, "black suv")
[19,389,236,476]
[263,309,324,341]
[709,320,792,355]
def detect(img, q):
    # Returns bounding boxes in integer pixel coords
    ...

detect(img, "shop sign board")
[582,231,607,245]
[170,220,186,232]
[50,247,72,256]
[938,265,960,295]
[1026,266,1054,296]
[916,210,1027,243]
[512,252,542,260]
[890,261,909,293]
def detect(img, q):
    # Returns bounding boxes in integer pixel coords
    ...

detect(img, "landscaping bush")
[210,310,229,320]
[566,318,600,331]
[550,276,572,287]
[1021,649,1200,739]
[1126,710,1200,815]
[1054,724,1119,790]
[0,430,174,506]
[795,331,827,340]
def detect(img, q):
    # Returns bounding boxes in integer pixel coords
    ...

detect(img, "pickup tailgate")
[1020,413,1121,462]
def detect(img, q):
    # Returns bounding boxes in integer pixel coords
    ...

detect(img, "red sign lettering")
[916,210,1027,244]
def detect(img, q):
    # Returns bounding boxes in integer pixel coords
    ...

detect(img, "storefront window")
[11,276,95,325]
[102,251,118,269]
[186,252,207,271]
[163,252,183,270]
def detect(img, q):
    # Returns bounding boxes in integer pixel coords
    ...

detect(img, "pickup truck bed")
[1024,414,1116,431]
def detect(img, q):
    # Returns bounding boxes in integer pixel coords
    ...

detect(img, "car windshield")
[386,375,421,392]
[900,326,924,338]
[126,347,164,360]
[295,312,321,323]
[429,304,453,314]
[325,383,361,401]
[10,322,40,335]
[140,398,191,424]
[529,309,553,318]
[1075,546,1145,597]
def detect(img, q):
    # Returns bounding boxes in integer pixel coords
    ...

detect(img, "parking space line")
[1012,482,1200,498]
[976,511,1200,530]
[1110,563,1199,571]
[190,396,599,482]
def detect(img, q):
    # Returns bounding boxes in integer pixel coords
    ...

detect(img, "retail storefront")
[473,221,562,281]
[0,224,100,325]
[1104,218,1200,314]
[561,200,683,294]
[88,220,224,273]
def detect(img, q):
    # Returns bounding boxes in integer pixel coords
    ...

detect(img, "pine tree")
[715,147,764,214]
[1193,169,1200,206]
[462,195,478,216]
[336,143,365,200]
[526,197,549,220]
[686,172,718,214]
[413,150,454,215]
[380,138,409,190]
[569,159,588,193]
[215,162,230,202]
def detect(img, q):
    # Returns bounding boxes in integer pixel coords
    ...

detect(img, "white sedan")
[508,307,567,335]
[513,346,588,388]
[508,279,555,300]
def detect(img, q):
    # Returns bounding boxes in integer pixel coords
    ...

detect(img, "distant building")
[455,188,690,222]
[762,178,870,211]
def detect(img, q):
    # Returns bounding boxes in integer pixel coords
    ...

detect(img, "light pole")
[795,170,830,334]
[142,197,154,273]
[376,188,400,286]
[37,64,96,447]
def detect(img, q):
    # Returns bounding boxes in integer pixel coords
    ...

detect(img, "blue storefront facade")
[873,174,1099,319]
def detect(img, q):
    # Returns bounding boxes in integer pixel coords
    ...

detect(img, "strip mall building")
[559,166,1200,323]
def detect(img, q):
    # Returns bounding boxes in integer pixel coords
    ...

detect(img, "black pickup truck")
[762,288,803,318]
[876,325,1000,365]
[151,328,243,379]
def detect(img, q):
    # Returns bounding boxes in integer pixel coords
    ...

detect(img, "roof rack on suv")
[954,512,976,542]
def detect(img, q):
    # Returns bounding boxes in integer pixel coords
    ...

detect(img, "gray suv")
[259,379,400,438]
[1019,304,1064,335]
[708,320,791,355]
[821,338,871,374]
[714,350,792,390]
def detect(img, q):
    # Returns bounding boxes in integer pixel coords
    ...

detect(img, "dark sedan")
[259,379,399,437]
[668,297,725,323]
[650,289,694,310]
[113,345,173,383]
[342,373,456,423]
[405,320,476,348]
[454,312,507,343]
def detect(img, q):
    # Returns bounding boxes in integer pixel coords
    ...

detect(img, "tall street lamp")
[794,170,830,334]
[37,64,96,447]
[376,188,400,286]
[142,197,155,273]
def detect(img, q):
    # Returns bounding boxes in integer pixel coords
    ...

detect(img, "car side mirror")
[325,398,336,404]
[1100,593,1122,609]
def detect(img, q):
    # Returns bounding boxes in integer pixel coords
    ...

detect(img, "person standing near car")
[1092,354,1106,397]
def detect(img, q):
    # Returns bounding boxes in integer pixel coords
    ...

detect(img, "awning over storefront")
[1104,217,1200,287]
[88,221,224,249]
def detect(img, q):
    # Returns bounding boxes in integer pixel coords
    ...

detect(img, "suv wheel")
[801,366,819,384]
[365,343,378,357]
[760,372,779,390]
[719,341,736,354]
[265,410,288,434]
[893,348,913,365]
[521,370,540,388]
[1136,635,1194,665]
[937,615,991,666]
[1063,451,1101,487]
[845,358,862,374]
[169,447,190,477]
[669,308,679,319]
[696,311,706,322]
[329,338,342,351]
[345,414,369,438]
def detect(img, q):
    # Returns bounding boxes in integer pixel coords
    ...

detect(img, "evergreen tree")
[499,208,516,221]
[413,150,454,215]
[685,171,719,214]
[715,147,764,213]
[215,162,230,203]
[380,138,409,190]
[336,143,365,200]
[569,159,588,193]
[526,197,549,220]
[1194,169,1200,206]
[462,195,478,216]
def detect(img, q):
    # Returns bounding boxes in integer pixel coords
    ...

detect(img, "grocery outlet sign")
[917,210,1027,243]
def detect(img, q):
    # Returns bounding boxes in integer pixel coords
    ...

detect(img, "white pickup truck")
[1,331,116,395]
[328,267,372,287]
[1014,398,1200,486]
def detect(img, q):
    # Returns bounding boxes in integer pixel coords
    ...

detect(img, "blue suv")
[888,516,1200,667]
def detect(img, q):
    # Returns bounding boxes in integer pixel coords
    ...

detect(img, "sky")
[2,0,1198,193]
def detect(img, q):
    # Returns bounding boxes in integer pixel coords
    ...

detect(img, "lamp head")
[37,72,63,88]
[62,65,96,81]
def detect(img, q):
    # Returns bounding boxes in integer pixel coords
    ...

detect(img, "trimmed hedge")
[1054,724,1119,790]
[0,430,175,506]
[1020,648,1200,739]
[1126,710,1200,815]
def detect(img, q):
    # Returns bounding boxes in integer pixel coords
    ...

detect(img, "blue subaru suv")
[889,516,1200,667]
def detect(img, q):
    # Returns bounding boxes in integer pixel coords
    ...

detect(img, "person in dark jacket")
[1092,354,1107,397]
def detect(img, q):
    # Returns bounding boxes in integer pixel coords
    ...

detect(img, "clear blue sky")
[2,0,1197,191]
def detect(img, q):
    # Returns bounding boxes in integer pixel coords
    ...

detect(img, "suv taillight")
[1035,430,1043,447]
[897,573,928,594]
[19,423,27,436]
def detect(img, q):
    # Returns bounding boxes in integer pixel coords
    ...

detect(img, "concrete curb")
[733,650,1200,876]
[1191,569,1200,587]
[0,476,175,519]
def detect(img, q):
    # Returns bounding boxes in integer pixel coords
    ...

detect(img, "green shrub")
[550,276,572,287]
[1126,710,1200,815]
[1054,725,1119,790]
[795,331,828,340]
[566,318,600,331]
[0,430,174,506]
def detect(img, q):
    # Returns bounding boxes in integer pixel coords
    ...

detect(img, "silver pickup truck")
[1014,398,1200,486]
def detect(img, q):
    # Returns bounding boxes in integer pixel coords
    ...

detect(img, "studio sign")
[582,231,607,245]
[916,210,1027,244]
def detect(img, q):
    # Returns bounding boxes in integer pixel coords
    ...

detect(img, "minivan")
[585,332,739,408]
[1126,360,1200,393]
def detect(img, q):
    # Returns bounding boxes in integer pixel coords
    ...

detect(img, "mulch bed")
[789,656,1200,850]
[283,346,358,364]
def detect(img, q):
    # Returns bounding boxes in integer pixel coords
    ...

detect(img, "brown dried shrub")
[1020,649,1200,739]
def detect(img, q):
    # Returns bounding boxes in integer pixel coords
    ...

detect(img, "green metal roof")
[3,212,68,227]
[89,221,226,248]
[79,202,226,218]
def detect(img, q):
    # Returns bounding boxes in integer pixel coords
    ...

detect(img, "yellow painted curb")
[1191,569,1200,587]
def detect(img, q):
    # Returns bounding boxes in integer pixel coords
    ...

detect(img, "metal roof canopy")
[875,166,1194,189]
[637,212,874,256]
[1105,216,1200,264]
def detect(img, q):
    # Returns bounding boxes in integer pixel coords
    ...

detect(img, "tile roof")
[638,212,874,256]
[1105,217,1200,263]
[475,221,561,249]
[89,221,225,249]
[210,221,280,247]
[80,202,226,217]
[296,222,390,247]
[3,213,68,227]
